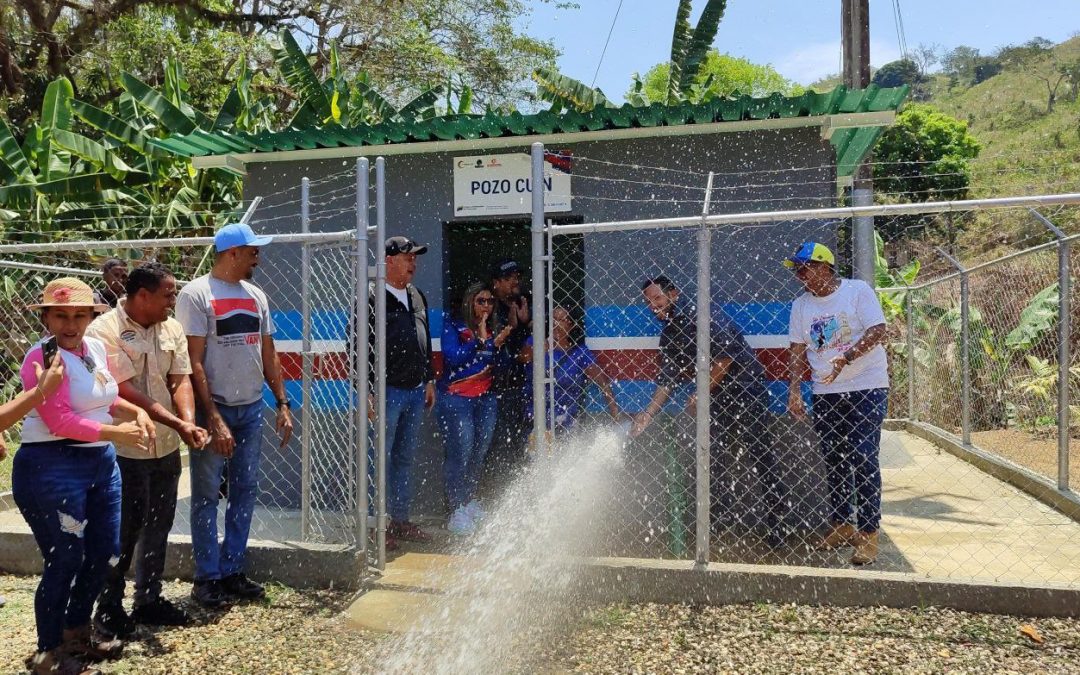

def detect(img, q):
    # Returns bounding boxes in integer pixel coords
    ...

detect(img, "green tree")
[873,104,981,240]
[1,0,562,130]
[872,59,924,89]
[633,50,801,104]
[941,45,1001,86]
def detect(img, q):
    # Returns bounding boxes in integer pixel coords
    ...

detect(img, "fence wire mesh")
[544,195,1080,587]
[0,225,367,553]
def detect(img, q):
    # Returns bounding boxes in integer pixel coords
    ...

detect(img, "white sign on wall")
[453,152,572,217]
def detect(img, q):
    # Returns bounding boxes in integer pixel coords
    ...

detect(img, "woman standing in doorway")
[437,282,512,535]
[15,278,153,675]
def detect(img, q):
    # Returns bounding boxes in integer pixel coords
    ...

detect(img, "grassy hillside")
[916,37,1080,260]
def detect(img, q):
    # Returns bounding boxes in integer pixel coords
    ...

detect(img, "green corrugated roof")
[152,85,908,176]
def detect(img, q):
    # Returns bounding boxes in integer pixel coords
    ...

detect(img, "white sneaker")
[447,506,475,535]
[464,500,484,522]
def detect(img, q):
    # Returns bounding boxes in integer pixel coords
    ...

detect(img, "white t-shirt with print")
[788,278,889,395]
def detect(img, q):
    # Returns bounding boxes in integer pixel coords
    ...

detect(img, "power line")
[891,0,909,59]
[590,0,625,88]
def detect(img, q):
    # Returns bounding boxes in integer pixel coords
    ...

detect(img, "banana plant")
[532,0,728,112]
[272,32,441,128]
[0,78,151,222]
[1,57,270,242]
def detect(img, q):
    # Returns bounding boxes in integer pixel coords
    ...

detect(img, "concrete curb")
[0,526,364,591]
[574,557,1080,619]
[886,420,1080,524]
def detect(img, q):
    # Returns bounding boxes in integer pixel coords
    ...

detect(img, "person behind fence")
[93,259,128,311]
[176,223,293,609]
[87,262,210,637]
[785,242,889,566]
[525,306,622,435]
[630,275,784,546]
[486,259,532,475]
[437,282,512,535]
[14,278,156,675]
[371,235,436,547]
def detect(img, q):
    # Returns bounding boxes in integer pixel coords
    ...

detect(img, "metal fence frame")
[528,140,1080,568]
[0,161,392,574]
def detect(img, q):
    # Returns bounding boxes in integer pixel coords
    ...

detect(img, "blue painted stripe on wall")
[271,309,444,341]
[585,303,791,338]
[269,303,789,342]
[264,380,354,412]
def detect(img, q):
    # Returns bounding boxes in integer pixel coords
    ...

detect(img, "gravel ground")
[0,575,378,674]
[552,603,1080,674]
[2,573,1080,674]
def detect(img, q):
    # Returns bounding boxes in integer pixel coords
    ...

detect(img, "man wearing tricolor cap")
[785,241,889,566]
[176,222,293,607]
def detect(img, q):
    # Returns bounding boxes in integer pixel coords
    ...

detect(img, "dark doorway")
[442,217,585,318]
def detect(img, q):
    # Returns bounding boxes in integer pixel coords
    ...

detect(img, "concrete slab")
[344,589,473,633]
[876,430,1080,586]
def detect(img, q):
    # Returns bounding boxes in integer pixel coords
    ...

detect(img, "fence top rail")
[549,193,1080,236]
[0,230,355,255]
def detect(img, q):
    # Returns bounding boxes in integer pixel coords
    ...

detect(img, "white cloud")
[774,40,904,85]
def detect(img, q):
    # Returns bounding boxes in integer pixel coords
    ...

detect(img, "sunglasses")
[475,297,495,305]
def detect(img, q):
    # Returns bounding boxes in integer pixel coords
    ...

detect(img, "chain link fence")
[0,224,369,554]
[536,153,1080,587]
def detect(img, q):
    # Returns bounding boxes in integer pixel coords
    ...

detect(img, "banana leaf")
[399,87,441,122]
[273,30,331,123]
[353,79,397,123]
[71,99,156,156]
[52,129,142,182]
[0,118,31,179]
[121,73,198,135]
[532,67,610,113]
[1005,282,1061,351]
[39,78,74,182]
[679,0,728,91]
[668,0,693,104]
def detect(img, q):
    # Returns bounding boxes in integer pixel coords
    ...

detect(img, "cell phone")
[41,336,58,367]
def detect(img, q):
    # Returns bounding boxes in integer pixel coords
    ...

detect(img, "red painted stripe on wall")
[275,348,804,382]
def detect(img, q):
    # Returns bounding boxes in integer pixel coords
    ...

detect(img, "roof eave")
[190,111,896,171]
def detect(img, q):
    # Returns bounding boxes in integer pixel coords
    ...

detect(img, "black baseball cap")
[491,259,521,280]
[385,236,428,256]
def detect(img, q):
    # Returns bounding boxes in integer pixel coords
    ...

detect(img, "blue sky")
[526,1,1079,101]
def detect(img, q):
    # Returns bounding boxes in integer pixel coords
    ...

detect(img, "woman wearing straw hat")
[15,278,155,675]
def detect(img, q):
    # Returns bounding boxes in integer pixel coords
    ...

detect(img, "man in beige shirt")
[86,262,208,637]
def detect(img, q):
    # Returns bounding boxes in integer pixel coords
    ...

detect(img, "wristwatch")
[276,398,291,409]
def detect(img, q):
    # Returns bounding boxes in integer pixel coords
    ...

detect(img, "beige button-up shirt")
[86,300,193,459]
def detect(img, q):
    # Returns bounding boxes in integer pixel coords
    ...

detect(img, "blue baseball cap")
[784,241,835,269]
[214,223,273,252]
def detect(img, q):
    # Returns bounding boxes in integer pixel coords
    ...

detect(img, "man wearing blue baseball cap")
[175,222,293,607]
[785,241,888,566]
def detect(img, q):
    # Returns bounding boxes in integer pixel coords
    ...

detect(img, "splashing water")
[373,426,628,674]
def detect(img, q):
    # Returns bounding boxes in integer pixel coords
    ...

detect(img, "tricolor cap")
[783,241,835,269]
[214,222,273,253]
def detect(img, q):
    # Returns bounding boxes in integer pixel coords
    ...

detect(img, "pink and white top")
[20,337,119,446]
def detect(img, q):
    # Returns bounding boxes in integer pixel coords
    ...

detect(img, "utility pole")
[843,0,875,284]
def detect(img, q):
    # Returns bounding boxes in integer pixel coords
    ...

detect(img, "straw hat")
[28,277,109,312]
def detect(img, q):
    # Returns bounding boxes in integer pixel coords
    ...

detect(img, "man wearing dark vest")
[372,236,435,547]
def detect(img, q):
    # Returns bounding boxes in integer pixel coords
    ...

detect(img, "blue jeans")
[12,442,121,652]
[384,385,426,522]
[437,392,498,509]
[813,388,889,533]
[190,401,264,581]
